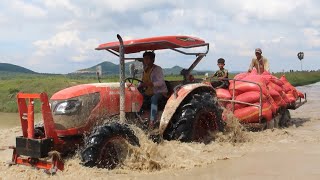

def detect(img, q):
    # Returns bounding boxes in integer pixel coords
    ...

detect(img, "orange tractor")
[9,35,225,173]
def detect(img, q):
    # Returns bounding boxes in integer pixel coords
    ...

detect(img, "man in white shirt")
[248,48,270,74]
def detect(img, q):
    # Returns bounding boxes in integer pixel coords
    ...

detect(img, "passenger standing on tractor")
[248,48,270,74]
[210,58,229,89]
[139,51,168,129]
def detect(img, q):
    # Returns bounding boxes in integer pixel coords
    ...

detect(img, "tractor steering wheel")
[125,77,143,84]
[125,77,145,93]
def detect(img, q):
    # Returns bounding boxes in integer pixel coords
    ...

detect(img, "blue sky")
[0,0,319,74]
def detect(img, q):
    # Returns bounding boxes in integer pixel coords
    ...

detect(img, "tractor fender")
[159,83,215,135]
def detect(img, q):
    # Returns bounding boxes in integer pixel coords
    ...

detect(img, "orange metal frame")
[10,146,64,172]
[11,93,64,172]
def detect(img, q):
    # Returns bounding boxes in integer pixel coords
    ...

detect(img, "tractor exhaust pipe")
[117,34,126,123]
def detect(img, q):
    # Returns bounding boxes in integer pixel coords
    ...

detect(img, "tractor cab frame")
[95,34,213,127]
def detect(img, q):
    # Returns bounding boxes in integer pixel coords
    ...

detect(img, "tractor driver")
[139,51,168,129]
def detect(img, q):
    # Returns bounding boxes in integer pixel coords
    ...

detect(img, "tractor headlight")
[54,100,81,115]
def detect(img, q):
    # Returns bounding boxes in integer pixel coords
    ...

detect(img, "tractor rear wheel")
[169,92,224,143]
[81,122,140,169]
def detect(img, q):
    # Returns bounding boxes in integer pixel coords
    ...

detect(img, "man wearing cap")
[248,48,270,74]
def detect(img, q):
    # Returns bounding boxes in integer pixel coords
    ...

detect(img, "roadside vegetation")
[272,71,320,86]
[0,71,319,113]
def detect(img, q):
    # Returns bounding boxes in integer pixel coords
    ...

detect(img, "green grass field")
[0,71,319,113]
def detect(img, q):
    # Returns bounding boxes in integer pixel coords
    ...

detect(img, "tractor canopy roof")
[95,35,208,54]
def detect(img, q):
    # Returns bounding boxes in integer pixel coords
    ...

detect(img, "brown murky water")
[0,82,319,179]
[0,113,41,130]
[0,113,20,129]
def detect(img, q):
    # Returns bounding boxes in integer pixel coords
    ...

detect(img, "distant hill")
[0,63,36,74]
[72,61,214,76]
[163,65,184,75]
[74,61,133,75]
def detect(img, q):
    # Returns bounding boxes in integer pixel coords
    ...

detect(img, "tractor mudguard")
[159,83,215,135]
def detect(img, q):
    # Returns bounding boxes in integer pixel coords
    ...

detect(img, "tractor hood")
[51,83,121,100]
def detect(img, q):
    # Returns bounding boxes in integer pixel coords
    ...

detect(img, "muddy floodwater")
[0,113,42,130]
[0,82,319,179]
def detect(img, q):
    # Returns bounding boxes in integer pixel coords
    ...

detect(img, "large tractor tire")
[168,92,224,143]
[279,108,291,128]
[81,122,140,169]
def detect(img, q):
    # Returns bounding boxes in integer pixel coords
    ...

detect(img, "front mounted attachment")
[9,93,64,173]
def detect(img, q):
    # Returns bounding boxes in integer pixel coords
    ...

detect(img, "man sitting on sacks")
[248,48,270,75]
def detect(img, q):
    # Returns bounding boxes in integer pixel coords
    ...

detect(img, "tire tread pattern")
[80,122,139,169]
[168,92,224,142]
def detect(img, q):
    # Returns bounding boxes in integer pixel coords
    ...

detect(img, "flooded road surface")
[0,113,41,129]
[0,113,20,129]
[0,82,319,180]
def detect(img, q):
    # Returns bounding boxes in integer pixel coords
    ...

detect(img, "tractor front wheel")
[169,92,224,143]
[81,122,140,169]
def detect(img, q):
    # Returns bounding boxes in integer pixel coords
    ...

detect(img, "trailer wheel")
[169,92,224,143]
[279,109,291,128]
[81,122,140,169]
[266,119,275,129]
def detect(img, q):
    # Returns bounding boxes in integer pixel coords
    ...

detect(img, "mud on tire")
[81,122,140,169]
[168,92,224,143]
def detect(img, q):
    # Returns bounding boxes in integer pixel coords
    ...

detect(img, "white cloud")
[141,11,161,24]
[225,0,304,20]
[42,0,81,16]
[311,19,320,26]
[72,38,99,62]
[303,28,319,36]
[303,28,320,47]
[233,12,250,24]
[11,0,47,18]
[56,20,84,31]
[33,31,80,56]
[243,0,300,18]
[93,0,172,12]
[271,37,285,43]
[308,39,320,47]
[33,30,99,63]
[1,0,320,73]
[260,37,285,45]
[0,13,7,24]
[71,54,88,62]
